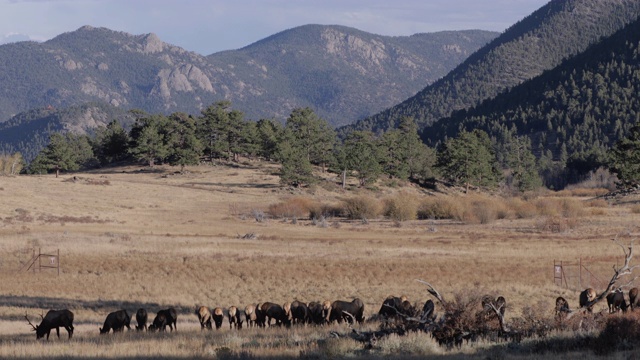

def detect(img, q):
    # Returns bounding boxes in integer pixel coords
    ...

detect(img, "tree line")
[13,99,640,192]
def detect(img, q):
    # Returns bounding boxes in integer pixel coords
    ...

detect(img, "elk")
[307,301,325,325]
[606,288,628,313]
[196,306,212,330]
[149,308,178,332]
[228,306,238,329]
[329,298,365,324]
[212,307,224,329]
[135,308,147,331]
[244,304,257,327]
[25,309,74,340]
[290,301,309,325]
[629,287,639,310]
[579,288,597,312]
[555,296,570,320]
[100,309,131,334]
[260,302,291,327]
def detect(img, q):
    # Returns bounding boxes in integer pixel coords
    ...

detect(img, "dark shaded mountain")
[427,13,640,171]
[343,0,640,135]
[0,103,135,162]
[0,25,497,127]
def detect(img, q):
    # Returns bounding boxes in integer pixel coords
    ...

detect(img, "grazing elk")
[196,306,212,330]
[236,308,246,329]
[555,296,570,320]
[135,308,148,331]
[329,298,365,324]
[322,300,332,323]
[629,288,639,311]
[99,309,131,334]
[379,295,414,318]
[283,302,293,324]
[421,299,436,322]
[290,301,309,325]
[228,306,238,329]
[149,308,178,332]
[245,305,257,328]
[255,303,266,327]
[579,288,597,312]
[606,288,628,313]
[25,309,74,340]
[307,301,325,325]
[212,307,224,329]
[260,302,291,327]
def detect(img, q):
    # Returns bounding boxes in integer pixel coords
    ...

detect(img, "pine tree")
[165,113,203,171]
[436,130,501,191]
[609,124,640,188]
[344,131,382,186]
[129,115,170,167]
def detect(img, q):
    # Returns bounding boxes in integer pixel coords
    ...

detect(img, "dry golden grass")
[0,163,637,358]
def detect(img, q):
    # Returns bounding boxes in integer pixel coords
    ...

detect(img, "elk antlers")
[24,313,37,331]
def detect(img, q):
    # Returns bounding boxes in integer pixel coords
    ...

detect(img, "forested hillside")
[0,103,135,162]
[424,14,640,188]
[0,25,496,127]
[343,0,640,135]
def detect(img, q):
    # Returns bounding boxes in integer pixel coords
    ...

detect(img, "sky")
[1,0,550,55]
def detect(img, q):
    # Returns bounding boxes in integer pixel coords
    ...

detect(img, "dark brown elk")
[244,305,257,328]
[25,309,74,340]
[329,298,365,324]
[555,297,570,320]
[260,302,291,327]
[135,308,147,331]
[290,301,309,325]
[228,306,238,329]
[579,288,597,312]
[379,295,414,318]
[629,288,639,311]
[606,288,628,313]
[212,307,224,329]
[254,303,266,327]
[307,301,325,325]
[99,309,131,334]
[149,308,177,332]
[196,306,212,330]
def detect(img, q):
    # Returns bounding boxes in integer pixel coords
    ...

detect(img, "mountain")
[0,25,497,127]
[426,13,640,175]
[343,0,640,135]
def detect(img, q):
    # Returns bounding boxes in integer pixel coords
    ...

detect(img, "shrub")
[507,197,537,219]
[417,197,464,220]
[383,192,418,221]
[267,196,315,219]
[341,195,381,220]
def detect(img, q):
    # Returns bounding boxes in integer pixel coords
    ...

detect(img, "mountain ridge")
[0,24,497,127]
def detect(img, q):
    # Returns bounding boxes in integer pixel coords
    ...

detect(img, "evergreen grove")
[15,100,640,192]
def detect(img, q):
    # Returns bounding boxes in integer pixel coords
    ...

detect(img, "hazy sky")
[1,0,550,55]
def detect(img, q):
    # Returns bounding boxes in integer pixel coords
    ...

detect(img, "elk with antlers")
[25,309,74,340]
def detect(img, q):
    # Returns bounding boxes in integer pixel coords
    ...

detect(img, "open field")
[0,162,639,358]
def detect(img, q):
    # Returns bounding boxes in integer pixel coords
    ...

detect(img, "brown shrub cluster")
[383,192,418,221]
[341,195,381,220]
[267,196,316,219]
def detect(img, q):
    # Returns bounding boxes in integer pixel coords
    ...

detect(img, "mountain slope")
[344,0,640,134]
[426,14,640,170]
[0,103,135,162]
[0,25,497,127]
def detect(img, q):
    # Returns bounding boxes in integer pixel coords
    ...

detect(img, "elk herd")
[22,286,639,341]
[555,286,640,318]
